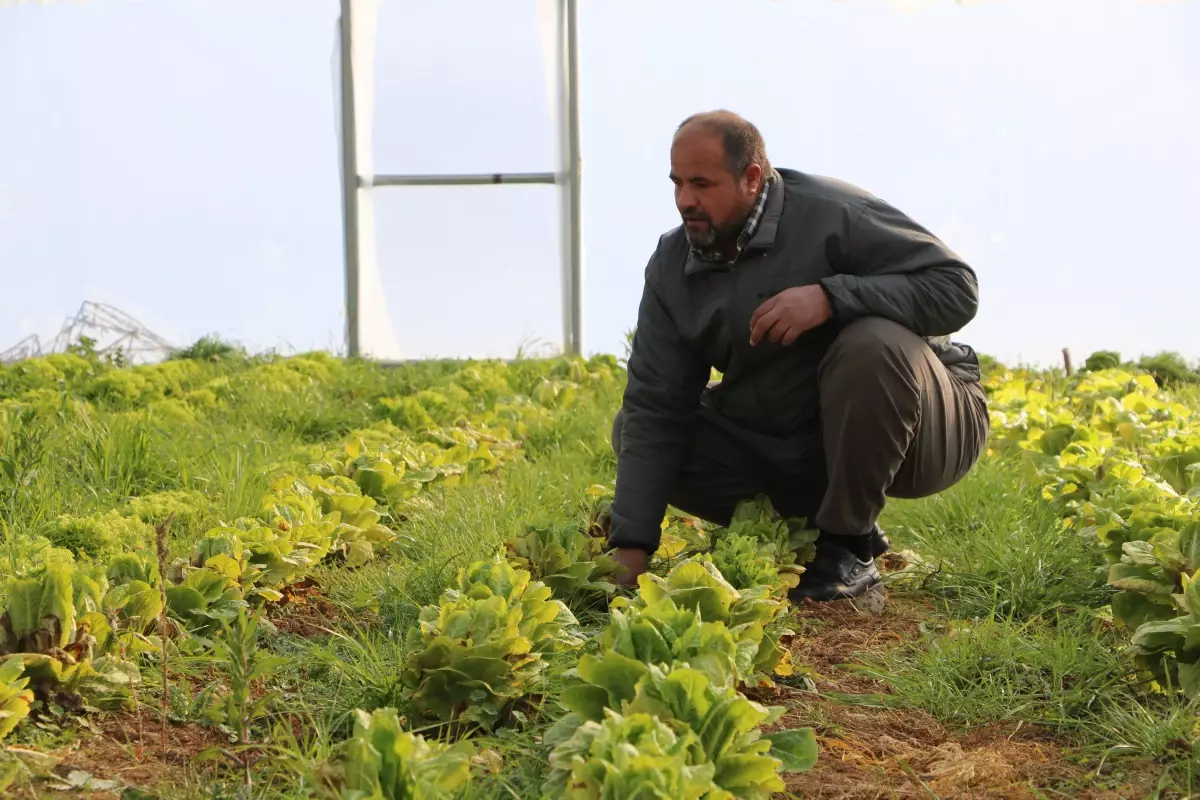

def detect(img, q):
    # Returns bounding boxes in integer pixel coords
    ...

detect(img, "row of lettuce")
[1,345,821,797]
[17,345,1200,790]
[325,496,819,799]
[0,348,607,432]
[1,347,822,797]
[986,367,1200,695]
[0,354,620,786]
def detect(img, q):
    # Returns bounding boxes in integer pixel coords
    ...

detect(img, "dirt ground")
[9,578,357,799]
[774,589,1161,799]
[9,710,229,799]
[6,574,1167,799]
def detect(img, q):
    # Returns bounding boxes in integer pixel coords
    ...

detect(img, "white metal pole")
[565,0,583,357]
[338,0,361,358]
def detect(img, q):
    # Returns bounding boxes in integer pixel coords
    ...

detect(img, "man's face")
[670,127,762,250]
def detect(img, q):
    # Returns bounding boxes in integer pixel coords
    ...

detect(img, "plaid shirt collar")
[690,173,774,264]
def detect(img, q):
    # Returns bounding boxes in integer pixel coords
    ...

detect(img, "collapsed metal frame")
[336,0,584,359]
[0,301,175,365]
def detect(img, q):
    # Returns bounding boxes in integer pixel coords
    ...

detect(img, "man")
[607,110,990,602]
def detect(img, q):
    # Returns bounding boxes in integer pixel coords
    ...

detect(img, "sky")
[1,0,1198,367]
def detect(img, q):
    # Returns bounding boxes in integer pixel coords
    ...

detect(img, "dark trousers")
[610,317,991,538]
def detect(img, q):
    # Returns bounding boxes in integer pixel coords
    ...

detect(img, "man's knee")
[828,316,922,359]
[819,316,925,390]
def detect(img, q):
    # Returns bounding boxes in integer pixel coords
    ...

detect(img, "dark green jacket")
[608,168,981,553]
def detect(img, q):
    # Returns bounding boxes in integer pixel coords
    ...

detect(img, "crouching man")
[607,110,990,602]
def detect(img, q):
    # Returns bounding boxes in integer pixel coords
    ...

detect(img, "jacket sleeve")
[607,253,710,554]
[819,195,979,337]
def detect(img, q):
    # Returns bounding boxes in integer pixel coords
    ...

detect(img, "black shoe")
[835,525,892,560]
[869,528,891,559]
[789,533,883,603]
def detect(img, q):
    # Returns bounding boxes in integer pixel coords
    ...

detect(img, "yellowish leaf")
[655,533,686,560]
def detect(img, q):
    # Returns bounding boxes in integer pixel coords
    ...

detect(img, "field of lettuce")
[0,341,1198,798]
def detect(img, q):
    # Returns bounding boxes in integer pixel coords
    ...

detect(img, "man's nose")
[676,185,697,211]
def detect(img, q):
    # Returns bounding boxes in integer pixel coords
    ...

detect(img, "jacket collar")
[684,169,785,276]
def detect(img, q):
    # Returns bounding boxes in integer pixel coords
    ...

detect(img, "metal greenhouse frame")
[335,0,584,359]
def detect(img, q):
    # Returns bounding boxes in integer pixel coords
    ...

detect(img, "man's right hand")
[611,547,648,586]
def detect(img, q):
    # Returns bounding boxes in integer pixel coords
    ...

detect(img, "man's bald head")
[675,110,772,181]
[669,110,772,254]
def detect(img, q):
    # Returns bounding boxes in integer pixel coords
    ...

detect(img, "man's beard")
[681,202,752,251]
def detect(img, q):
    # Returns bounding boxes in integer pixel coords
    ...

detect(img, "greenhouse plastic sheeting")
[334,0,571,361]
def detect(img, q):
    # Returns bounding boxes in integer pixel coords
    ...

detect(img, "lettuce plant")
[543,709,719,800]
[401,557,584,730]
[503,521,620,608]
[265,475,393,567]
[165,569,247,638]
[705,533,793,598]
[0,561,140,712]
[45,509,152,561]
[10,652,141,712]
[106,552,159,586]
[122,489,211,529]
[330,707,474,799]
[103,554,163,635]
[1127,568,1200,696]
[2,561,78,653]
[0,654,33,740]
[722,496,818,583]
[548,662,816,800]
[602,600,746,690]
[613,559,795,685]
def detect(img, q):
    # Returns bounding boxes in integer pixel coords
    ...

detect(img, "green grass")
[256,392,620,796]
[859,610,1124,728]
[881,456,1112,621]
[872,457,1127,733]
[0,352,628,797]
[5,348,1200,798]
[866,454,1200,793]
[316,392,617,622]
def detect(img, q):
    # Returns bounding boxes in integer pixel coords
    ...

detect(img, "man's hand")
[611,547,648,586]
[749,285,832,346]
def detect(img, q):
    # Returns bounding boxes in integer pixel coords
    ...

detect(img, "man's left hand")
[749,285,832,346]
[611,548,648,586]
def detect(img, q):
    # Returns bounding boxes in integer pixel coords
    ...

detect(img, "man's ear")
[742,164,763,196]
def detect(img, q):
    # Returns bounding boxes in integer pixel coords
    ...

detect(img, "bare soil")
[775,589,1161,799]
[268,593,365,639]
[9,711,231,799]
